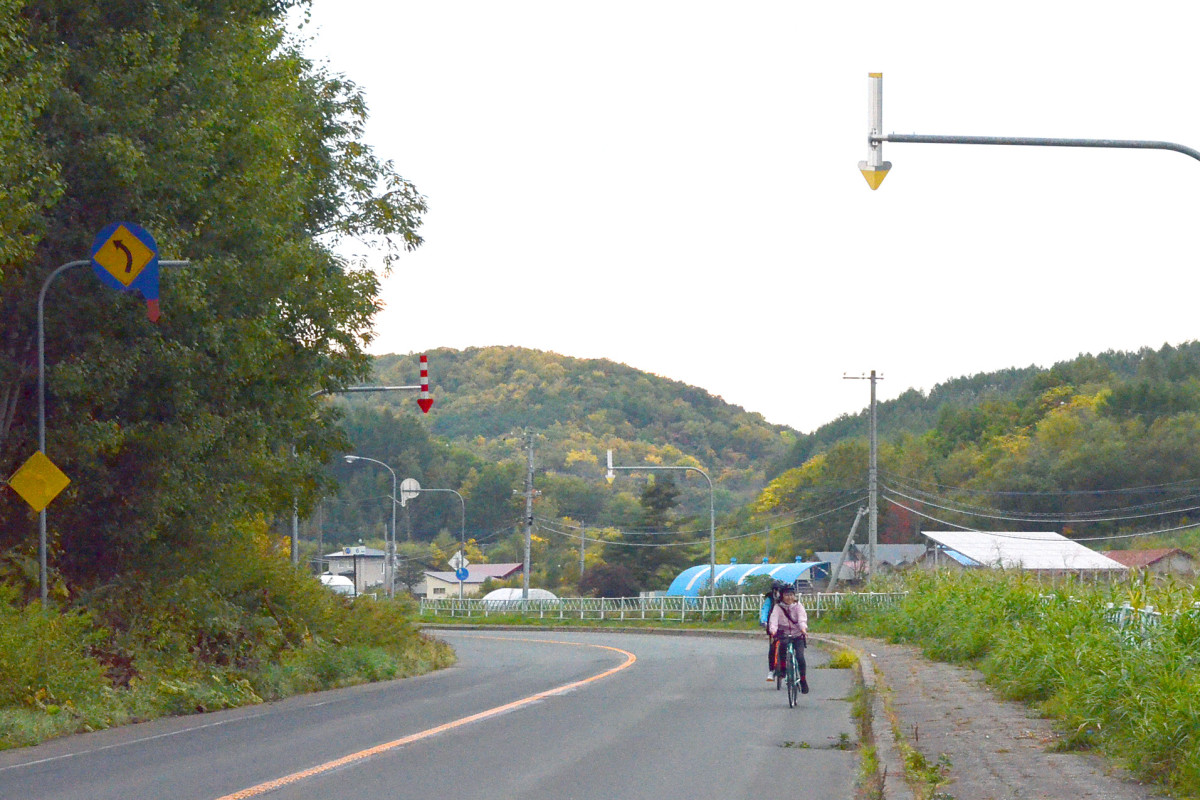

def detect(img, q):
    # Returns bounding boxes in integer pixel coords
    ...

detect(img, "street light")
[343,454,397,599]
[404,484,467,599]
[858,72,1200,191]
[293,380,428,566]
[606,450,716,595]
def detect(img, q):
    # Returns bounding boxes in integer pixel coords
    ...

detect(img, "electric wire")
[536,520,772,548]
[884,495,1200,543]
[534,495,867,547]
[883,483,1200,525]
[883,473,1200,519]
[879,468,1200,497]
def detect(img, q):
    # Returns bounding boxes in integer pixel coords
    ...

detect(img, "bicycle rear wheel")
[786,644,799,707]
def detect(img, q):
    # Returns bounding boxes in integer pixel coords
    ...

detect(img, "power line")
[752,497,870,534]
[880,469,1200,497]
[882,474,1200,519]
[534,521,709,548]
[883,484,1200,525]
[884,495,1200,544]
[538,494,866,539]
[535,495,868,546]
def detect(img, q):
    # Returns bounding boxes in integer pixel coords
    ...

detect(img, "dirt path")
[831,636,1166,800]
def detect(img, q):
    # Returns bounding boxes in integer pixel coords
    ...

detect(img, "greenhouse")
[666,559,830,597]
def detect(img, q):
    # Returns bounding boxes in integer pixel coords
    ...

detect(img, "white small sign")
[448,551,470,570]
[400,478,421,506]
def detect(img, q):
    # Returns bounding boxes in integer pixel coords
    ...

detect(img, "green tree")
[460,463,522,537]
[0,0,425,595]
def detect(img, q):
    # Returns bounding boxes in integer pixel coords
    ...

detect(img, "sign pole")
[33,229,188,606]
[36,261,87,606]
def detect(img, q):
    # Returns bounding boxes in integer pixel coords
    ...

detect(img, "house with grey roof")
[418,562,524,599]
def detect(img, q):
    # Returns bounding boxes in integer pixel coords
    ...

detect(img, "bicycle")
[774,635,805,707]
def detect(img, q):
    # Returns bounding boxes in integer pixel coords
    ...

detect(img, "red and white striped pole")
[417,354,434,413]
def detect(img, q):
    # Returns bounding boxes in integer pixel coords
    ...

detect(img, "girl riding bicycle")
[768,585,809,694]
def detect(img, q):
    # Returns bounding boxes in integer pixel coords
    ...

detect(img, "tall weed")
[845,569,1200,797]
[0,585,107,711]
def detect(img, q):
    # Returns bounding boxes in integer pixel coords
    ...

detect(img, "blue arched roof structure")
[666,560,830,597]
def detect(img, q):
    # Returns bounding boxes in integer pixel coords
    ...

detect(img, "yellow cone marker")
[859,163,891,190]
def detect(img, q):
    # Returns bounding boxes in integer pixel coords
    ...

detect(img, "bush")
[0,585,107,711]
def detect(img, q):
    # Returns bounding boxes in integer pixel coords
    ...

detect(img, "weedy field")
[830,570,1200,797]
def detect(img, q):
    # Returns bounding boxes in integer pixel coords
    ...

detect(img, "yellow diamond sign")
[7,451,70,513]
[93,224,156,287]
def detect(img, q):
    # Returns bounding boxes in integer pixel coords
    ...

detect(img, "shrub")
[0,585,107,711]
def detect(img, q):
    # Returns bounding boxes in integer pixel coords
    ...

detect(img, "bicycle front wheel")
[786,645,799,708]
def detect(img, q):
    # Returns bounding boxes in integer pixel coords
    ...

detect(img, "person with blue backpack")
[769,584,809,694]
[759,580,788,681]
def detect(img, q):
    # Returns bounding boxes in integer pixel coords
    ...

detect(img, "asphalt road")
[0,630,857,800]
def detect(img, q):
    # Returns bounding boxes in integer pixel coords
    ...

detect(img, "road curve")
[0,630,857,800]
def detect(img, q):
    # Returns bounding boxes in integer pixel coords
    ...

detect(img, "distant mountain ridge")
[768,341,1200,478]
[367,346,797,503]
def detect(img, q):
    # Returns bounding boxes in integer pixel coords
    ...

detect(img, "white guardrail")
[419,591,906,621]
[1040,595,1200,643]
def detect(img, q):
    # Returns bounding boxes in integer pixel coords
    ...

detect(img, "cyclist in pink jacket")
[768,586,809,694]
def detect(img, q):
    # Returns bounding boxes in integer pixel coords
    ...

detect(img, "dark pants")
[772,636,806,677]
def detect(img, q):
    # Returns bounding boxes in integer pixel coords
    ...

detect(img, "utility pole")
[523,430,535,600]
[579,525,586,583]
[844,370,882,580]
[828,506,866,591]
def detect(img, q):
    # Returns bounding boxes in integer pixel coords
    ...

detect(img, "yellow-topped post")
[858,72,891,190]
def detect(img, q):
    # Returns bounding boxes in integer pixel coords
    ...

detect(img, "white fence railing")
[419,591,906,621]
[1040,595,1200,643]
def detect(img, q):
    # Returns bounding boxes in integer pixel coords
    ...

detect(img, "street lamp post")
[293,383,424,566]
[406,485,467,599]
[343,455,397,599]
[606,451,716,595]
[858,72,1200,192]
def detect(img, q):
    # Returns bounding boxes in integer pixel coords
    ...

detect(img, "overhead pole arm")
[859,72,1200,191]
[879,133,1200,161]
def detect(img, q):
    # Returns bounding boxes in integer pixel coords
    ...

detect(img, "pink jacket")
[768,600,808,638]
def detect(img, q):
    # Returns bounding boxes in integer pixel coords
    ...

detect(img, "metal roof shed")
[923,530,1126,572]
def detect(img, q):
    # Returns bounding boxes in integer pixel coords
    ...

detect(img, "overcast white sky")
[295,1,1200,433]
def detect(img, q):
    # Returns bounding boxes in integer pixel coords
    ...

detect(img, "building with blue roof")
[666,558,830,597]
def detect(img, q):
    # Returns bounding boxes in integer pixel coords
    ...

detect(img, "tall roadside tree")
[0,0,61,447]
[0,0,425,596]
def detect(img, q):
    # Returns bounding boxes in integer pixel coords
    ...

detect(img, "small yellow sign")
[7,451,71,513]
[93,225,156,287]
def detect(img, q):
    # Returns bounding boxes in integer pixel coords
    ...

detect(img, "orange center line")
[214,636,636,800]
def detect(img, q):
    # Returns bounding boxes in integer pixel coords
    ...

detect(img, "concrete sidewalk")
[827,635,1165,800]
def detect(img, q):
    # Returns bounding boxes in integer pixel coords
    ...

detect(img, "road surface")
[0,630,856,800]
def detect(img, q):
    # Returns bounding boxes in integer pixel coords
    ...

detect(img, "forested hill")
[768,342,1200,478]
[366,347,796,501]
[752,340,1200,554]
